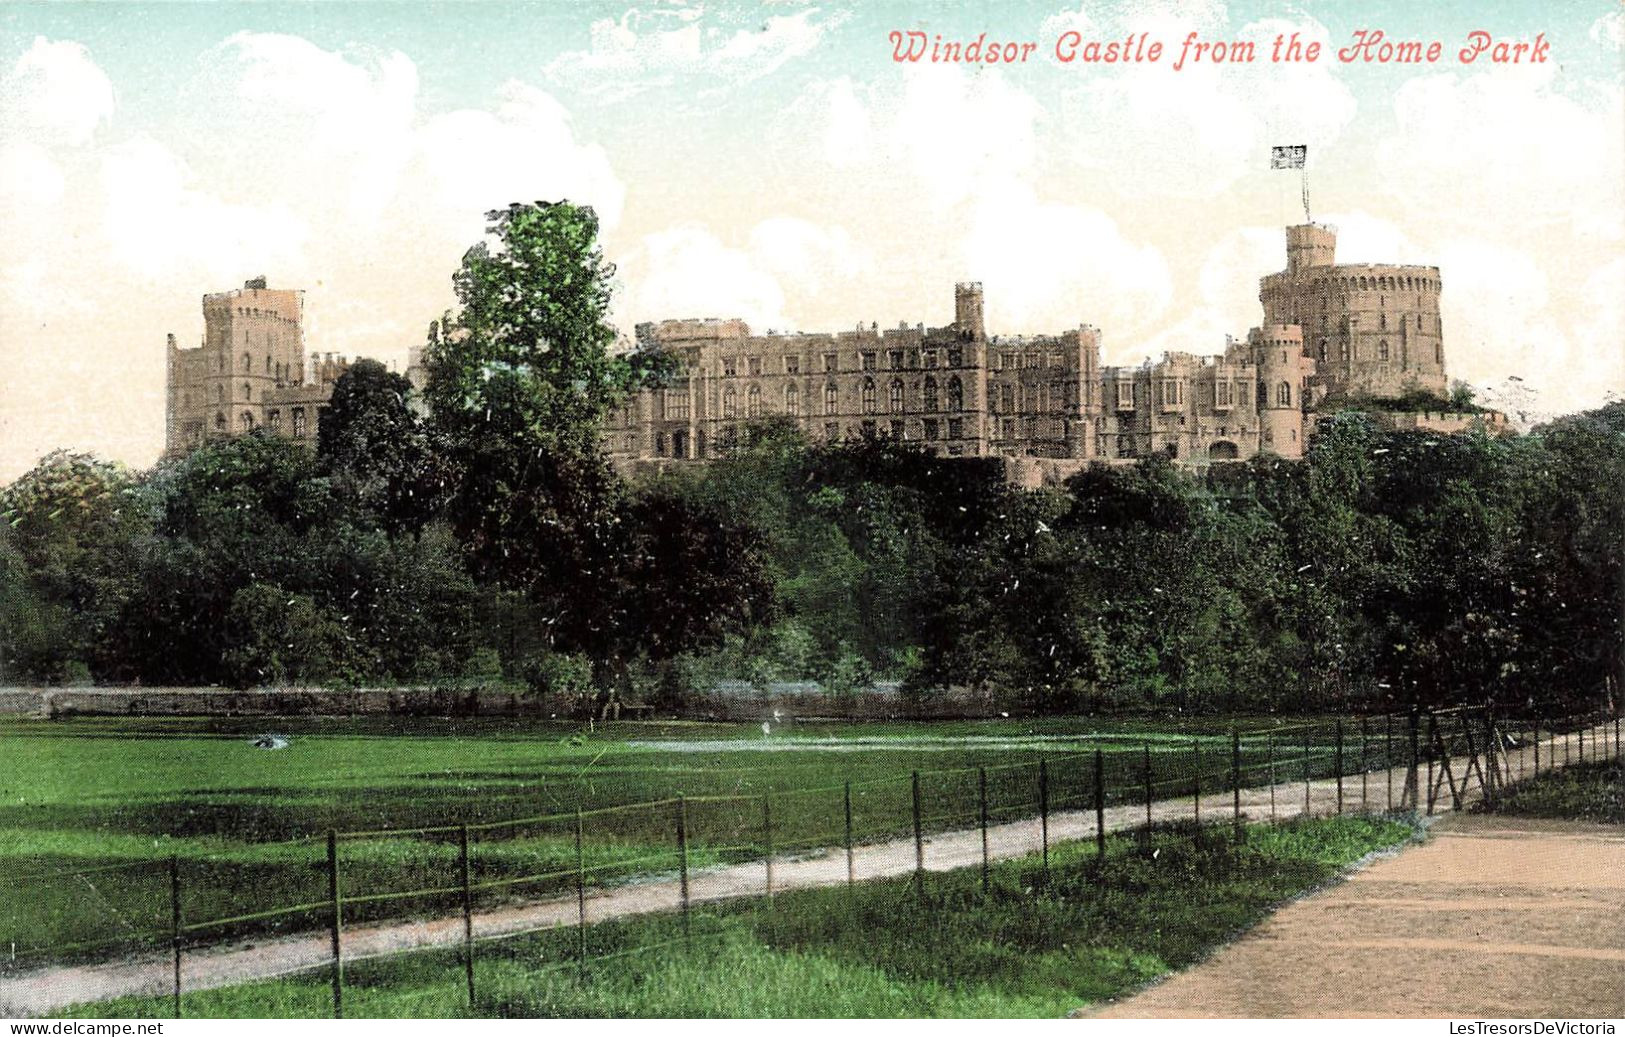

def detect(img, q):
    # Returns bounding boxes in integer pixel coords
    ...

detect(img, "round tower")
[1252,323,1306,458]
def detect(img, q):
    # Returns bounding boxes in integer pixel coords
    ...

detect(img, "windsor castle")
[165,223,1505,480]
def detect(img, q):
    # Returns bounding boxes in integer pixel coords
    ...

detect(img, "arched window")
[948,376,963,411]
[242,383,252,401]
[265,355,272,373]
[1318,339,1328,361]
[747,384,762,418]
[239,411,254,431]
[654,432,665,456]
[785,384,800,417]
[861,378,876,415]
[1378,340,1390,361]
[215,412,226,431]
[824,383,839,414]
[923,376,938,412]
[889,379,904,413]
[1276,382,1292,407]
[722,386,737,418]
[241,352,251,372]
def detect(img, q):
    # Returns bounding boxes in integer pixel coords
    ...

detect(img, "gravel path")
[1,723,1614,1017]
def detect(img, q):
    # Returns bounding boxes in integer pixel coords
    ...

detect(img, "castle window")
[216,384,225,403]
[1339,341,1350,361]
[948,376,963,411]
[947,348,962,367]
[948,418,963,439]
[242,383,252,401]
[861,378,877,415]
[889,420,905,440]
[1238,382,1251,406]
[1380,312,1387,329]
[654,432,666,457]
[1318,339,1328,361]
[215,412,226,431]
[785,384,800,417]
[723,386,738,418]
[292,408,306,438]
[824,353,837,373]
[239,412,254,431]
[889,379,904,414]
[268,409,281,430]
[824,422,839,441]
[748,356,762,376]
[1378,340,1391,361]
[924,419,940,442]
[1000,384,1014,412]
[723,357,737,376]
[923,376,938,412]
[861,352,876,372]
[1116,381,1134,408]
[747,384,763,417]
[265,355,272,373]
[1276,382,1291,407]
[785,355,800,375]
[241,352,251,372]
[824,383,839,414]
[665,389,690,421]
[888,350,904,369]
[923,350,938,369]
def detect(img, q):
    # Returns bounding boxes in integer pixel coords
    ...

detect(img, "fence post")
[326,830,343,1020]
[844,781,855,890]
[1094,750,1107,862]
[1302,728,1312,818]
[1191,740,1201,830]
[1360,716,1369,813]
[1535,715,1543,777]
[574,808,587,984]
[1385,714,1394,811]
[1231,730,1242,843]
[1406,710,1421,812]
[763,795,775,902]
[676,796,691,944]
[459,824,475,1007]
[1038,759,1050,884]
[978,767,990,895]
[1142,743,1153,842]
[1425,711,1437,815]
[169,855,182,1019]
[1334,720,1344,816]
[1267,733,1277,821]
[911,771,925,900]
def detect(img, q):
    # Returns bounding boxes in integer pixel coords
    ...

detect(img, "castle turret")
[954,281,985,341]
[1251,323,1309,459]
[1285,223,1336,273]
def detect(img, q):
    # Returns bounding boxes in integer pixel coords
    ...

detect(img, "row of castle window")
[211,407,311,437]
[1306,275,1437,293]
[720,348,971,377]
[708,377,970,419]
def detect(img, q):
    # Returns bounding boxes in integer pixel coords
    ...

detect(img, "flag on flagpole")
[1271,145,1307,169]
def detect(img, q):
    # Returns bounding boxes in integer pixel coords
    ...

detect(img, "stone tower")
[1251,323,1309,459]
[954,281,985,341]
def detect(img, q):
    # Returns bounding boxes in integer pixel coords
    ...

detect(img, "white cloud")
[1381,68,1625,241]
[0,36,114,146]
[617,217,875,333]
[546,5,845,100]
[1591,11,1624,51]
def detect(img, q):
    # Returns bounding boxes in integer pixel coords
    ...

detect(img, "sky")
[1,0,1621,480]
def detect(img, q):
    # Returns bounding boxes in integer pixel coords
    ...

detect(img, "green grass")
[67,814,1418,1019]
[1474,759,1624,824]
[0,713,1397,970]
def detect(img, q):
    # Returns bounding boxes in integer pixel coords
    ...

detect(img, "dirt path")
[1,723,1614,1017]
[1092,812,1625,1018]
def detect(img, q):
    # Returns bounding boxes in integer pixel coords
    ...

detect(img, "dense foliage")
[2,201,1619,713]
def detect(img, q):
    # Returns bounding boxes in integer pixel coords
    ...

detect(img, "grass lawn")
[65,814,1419,1019]
[1,713,1394,970]
[1474,759,1623,824]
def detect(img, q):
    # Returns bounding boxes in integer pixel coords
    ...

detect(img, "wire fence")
[2,703,1619,1018]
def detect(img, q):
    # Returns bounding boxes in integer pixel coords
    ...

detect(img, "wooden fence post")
[326,830,343,1020]
[459,824,475,1007]
[574,809,587,984]
[978,768,990,894]
[1335,720,1344,816]
[844,782,855,890]
[911,771,925,900]
[676,796,690,944]
[1534,716,1542,777]
[1094,750,1107,862]
[1231,730,1242,842]
[1302,728,1312,818]
[1191,740,1201,830]
[763,795,775,902]
[1037,759,1050,884]
[1267,733,1277,821]
[1142,743,1153,844]
[1385,714,1394,812]
[169,855,182,1019]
